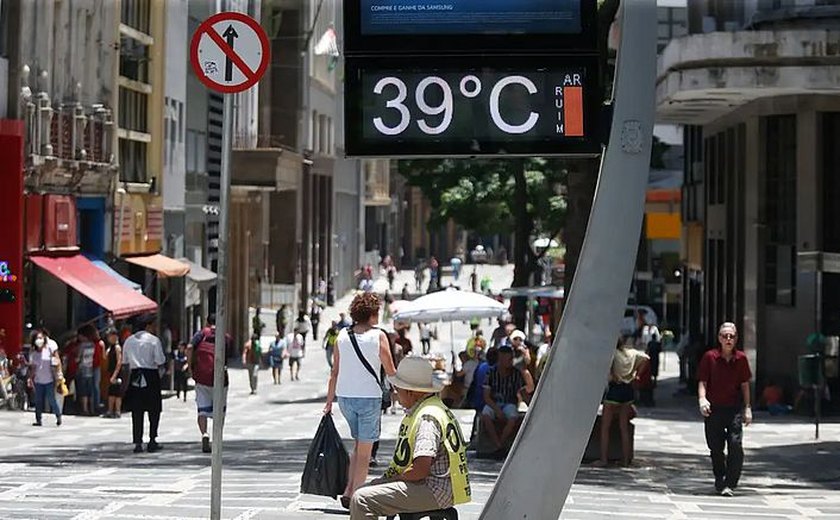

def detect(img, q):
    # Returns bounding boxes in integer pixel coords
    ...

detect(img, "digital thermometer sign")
[345,56,601,157]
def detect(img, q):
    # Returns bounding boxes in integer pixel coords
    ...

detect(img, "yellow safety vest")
[384,395,472,506]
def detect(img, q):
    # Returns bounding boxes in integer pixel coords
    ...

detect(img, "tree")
[399,158,567,327]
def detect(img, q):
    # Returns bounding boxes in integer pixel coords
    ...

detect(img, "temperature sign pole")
[190,7,269,520]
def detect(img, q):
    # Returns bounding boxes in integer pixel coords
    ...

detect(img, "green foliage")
[398,157,568,244]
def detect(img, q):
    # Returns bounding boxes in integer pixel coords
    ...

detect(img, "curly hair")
[349,292,380,324]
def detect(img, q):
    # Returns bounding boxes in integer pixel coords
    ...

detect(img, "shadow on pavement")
[268,395,328,406]
[300,507,351,516]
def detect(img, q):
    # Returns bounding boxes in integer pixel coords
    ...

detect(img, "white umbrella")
[393,287,506,323]
[394,288,506,369]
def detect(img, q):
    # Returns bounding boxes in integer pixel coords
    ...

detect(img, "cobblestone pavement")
[1,265,839,519]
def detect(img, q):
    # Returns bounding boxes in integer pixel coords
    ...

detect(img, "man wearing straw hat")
[350,357,471,519]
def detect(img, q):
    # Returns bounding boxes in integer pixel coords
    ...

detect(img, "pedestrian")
[276,304,289,336]
[419,322,432,355]
[323,321,339,369]
[348,357,471,519]
[385,265,395,291]
[414,263,425,293]
[428,256,439,291]
[636,311,662,386]
[310,301,322,341]
[252,308,265,337]
[122,314,166,453]
[242,334,262,395]
[490,317,510,349]
[269,333,287,384]
[469,267,478,293]
[186,314,234,453]
[339,312,353,330]
[173,342,189,401]
[104,328,124,418]
[324,292,397,509]
[594,337,649,467]
[395,326,413,357]
[401,283,410,300]
[697,322,752,497]
[75,324,99,416]
[450,256,462,281]
[286,330,305,381]
[295,311,312,351]
[28,330,63,427]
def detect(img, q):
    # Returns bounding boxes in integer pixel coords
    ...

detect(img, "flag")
[313,26,339,57]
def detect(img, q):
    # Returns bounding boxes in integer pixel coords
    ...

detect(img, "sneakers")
[133,443,144,453]
[147,441,162,453]
[714,479,725,493]
[369,458,379,468]
[32,421,42,427]
[56,417,62,426]
[202,436,211,453]
[720,487,735,497]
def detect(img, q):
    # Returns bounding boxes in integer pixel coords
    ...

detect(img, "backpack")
[192,328,228,387]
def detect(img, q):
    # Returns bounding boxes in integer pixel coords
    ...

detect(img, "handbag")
[347,328,392,408]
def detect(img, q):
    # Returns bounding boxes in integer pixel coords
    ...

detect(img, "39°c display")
[345,56,602,157]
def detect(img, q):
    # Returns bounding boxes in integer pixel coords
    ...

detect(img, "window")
[311,110,319,152]
[121,0,151,34]
[824,113,840,253]
[706,134,717,205]
[763,115,797,306]
[186,130,207,174]
[186,130,196,172]
[319,114,328,154]
[118,87,148,133]
[119,138,148,183]
[119,37,149,83]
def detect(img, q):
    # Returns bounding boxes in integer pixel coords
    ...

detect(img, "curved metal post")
[479,2,657,518]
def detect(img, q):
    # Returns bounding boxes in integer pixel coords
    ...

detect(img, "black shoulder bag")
[347,327,392,409]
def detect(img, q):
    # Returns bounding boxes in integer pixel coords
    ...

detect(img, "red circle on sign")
[190,11,271,94]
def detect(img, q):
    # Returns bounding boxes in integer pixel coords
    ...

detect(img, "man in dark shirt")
[481,345,534,452]
[697,322,752,497]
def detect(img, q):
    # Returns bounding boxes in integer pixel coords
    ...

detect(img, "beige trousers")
[350,480,441,520]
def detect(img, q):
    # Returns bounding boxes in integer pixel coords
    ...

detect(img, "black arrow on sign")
[222,24,239,81]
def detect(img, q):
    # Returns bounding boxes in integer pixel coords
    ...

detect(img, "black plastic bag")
[300,414,349,498]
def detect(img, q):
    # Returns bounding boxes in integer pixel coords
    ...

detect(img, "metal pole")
[479,3,657,518]
[210,89,234,520]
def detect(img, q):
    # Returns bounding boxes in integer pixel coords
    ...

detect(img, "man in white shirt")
[122,314,166,454]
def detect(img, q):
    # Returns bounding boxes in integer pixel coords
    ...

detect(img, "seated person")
[481,345,535,452]
[761,381,791,416]
[350,357,471,519]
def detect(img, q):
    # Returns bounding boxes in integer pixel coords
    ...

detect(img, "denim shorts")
[482,403,518,420]
[337,396,381,442]
[75,376,94,398]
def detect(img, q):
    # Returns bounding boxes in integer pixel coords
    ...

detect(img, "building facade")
[658,0,840,394]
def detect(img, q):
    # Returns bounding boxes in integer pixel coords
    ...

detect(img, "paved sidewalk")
[1,270,839,519]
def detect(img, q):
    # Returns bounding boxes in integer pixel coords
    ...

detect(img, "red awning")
[30,255,158,319]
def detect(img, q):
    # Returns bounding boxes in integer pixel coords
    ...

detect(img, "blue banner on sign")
[360,0,581,36]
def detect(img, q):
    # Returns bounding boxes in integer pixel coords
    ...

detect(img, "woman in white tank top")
[324,293,397,508]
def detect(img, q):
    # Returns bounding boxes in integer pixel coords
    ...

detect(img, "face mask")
[34,338,45,348]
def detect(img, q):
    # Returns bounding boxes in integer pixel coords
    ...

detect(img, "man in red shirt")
[697,322,752,497]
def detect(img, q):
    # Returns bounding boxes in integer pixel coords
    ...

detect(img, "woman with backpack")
[323,293,397,509]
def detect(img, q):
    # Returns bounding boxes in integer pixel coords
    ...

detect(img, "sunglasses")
[719,333,737,340]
